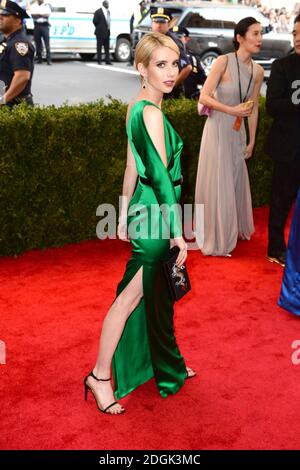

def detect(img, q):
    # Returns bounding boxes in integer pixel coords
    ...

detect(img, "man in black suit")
[93,1,112,65]
[265,14,300,267]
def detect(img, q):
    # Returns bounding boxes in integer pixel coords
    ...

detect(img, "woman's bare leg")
[86,267,143,414]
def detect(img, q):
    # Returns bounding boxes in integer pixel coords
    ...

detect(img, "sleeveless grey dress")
[194,52,257,256]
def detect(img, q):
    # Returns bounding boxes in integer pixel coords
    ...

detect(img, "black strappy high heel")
[84,371,125,414]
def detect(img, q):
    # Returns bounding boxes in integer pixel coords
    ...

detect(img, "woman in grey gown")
[194,17,265,256]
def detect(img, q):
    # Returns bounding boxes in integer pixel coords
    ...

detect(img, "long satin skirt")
[112,182,186,399]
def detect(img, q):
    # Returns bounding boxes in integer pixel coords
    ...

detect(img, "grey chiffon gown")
[194,52,257,256]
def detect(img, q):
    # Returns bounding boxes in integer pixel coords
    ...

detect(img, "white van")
[25,0,138,61]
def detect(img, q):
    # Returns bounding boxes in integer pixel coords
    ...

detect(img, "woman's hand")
[229,102,254,118]
[244,143,254,160]
[117,220,129,242]
[171,236,188,267]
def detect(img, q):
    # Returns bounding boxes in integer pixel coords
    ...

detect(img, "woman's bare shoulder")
[255,63,265,79]
[143,104,163,126]
[216,54,229,66]
[127,99,136,113]
[209,54,229,75]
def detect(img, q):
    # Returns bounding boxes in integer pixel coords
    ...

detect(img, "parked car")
[133,1,294,72]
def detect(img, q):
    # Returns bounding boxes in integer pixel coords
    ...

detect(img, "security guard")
[0,0,34,107]
[171,26,207,99]
[150,7,192,99]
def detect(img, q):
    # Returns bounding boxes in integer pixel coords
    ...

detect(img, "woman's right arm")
[199,55,253,118]
[118,107,138,242]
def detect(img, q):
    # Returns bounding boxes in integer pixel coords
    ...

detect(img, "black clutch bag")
[162,246,191,301]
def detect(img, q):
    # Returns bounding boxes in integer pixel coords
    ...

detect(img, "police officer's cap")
[0,0,30,19]
[171,25,190,37]
[150,7,172,23]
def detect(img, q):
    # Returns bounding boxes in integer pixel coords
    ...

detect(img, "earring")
[142,77,147,89]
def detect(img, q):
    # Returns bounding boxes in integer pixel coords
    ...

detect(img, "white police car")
[25,0,137,61]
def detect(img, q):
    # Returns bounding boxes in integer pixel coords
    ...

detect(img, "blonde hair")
[134,32,179,69]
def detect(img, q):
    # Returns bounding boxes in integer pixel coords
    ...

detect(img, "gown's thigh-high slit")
[112,243,186,400]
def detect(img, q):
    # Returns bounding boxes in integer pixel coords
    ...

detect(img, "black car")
[133,1,294,72]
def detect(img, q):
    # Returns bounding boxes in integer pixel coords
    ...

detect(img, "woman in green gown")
[84,32,195,415]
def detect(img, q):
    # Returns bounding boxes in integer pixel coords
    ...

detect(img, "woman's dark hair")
[233,17,260,51]
[294,13,300,24]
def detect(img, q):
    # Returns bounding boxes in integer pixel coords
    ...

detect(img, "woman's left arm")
[245,64,265,159]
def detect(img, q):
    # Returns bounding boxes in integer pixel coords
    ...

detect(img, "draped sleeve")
[128,102,182,238]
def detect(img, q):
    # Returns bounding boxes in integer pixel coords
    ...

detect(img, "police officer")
[150,7,192,99]
[0,0,34,107]
[127,1,148,66]
[171,25,207,99]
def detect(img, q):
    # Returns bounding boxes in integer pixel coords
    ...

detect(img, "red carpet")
[0,207,299,450]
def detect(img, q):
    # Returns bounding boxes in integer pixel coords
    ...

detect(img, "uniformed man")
[128,1,149,66]
[171,25,207,99]
[0,0,34,107]
[150,7,192,99]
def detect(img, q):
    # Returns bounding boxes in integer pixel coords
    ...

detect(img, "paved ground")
[32,57,268,107]
[32,58,140,107]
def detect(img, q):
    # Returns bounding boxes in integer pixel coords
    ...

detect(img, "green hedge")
[0,97,273,256]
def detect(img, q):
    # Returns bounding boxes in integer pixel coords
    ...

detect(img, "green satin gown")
[112,99,187,399]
